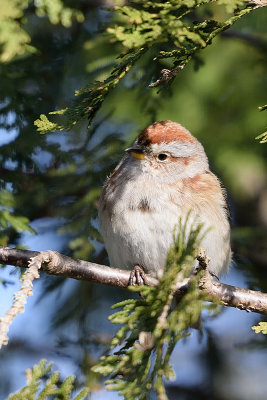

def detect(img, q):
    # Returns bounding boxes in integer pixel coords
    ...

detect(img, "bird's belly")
[99,192,231,278]
[100,204,183,277]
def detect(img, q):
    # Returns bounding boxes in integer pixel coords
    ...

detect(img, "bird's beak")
[125,145,145,160]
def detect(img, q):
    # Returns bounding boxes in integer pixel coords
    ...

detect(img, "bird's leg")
[129,264,148,286]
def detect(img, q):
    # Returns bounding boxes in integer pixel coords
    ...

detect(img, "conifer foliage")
[6,360,88,400]
[34,0,258,133]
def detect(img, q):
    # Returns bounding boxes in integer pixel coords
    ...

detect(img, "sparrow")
[98,120,231,283]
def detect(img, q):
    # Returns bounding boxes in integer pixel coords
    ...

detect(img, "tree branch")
[221,29,267,51]
[1,246,267,315]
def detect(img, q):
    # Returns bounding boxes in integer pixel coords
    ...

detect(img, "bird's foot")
[129,264,148,286]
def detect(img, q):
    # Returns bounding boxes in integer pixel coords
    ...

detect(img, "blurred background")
[0,1,267,399]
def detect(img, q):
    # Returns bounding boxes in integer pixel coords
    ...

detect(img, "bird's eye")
[157,153,168,161]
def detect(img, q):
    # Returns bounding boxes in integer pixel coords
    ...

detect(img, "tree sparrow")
[99,120,231,282]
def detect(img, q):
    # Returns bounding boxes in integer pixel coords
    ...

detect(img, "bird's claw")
[129,265,148,286]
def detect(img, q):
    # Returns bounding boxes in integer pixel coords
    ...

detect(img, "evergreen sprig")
[256,130,267,143]
[0,0,84,63]
[35,48,146,134]
[252,321,267,334]
[6,359,88,400]
[92,215,218,399]
[34,0,258,134]
[255,104,267,143]
[0,190,34,246]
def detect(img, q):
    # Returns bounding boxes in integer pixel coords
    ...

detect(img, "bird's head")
[125,120,209,182]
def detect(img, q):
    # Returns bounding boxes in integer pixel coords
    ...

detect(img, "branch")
[199,270,267,314]
[221,29,267,51]
[1,247,267,315]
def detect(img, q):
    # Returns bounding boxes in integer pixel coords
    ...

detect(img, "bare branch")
[0,247,157,288]
[1,247,267,315]
[247,0,267,8]
[199,270,267,314]
[221,29,267,51]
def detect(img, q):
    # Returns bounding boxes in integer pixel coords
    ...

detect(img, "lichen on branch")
[0,253,46,349]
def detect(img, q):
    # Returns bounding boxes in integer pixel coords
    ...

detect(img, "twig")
[157,269,186,331]
[247,0,267,7]
[195,247,211,272]
[0,252,46,348]
[221,30,267,51]
[149,65,185,88]
[157,248,210,330]
[1,247,267,315]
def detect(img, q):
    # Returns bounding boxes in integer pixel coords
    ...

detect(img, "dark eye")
[157,153,168,161]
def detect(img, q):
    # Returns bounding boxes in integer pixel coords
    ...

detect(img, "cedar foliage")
[34,0,257,133]
[6,359,88,400]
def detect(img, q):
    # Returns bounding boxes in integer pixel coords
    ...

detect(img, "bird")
[98,120,231,284]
